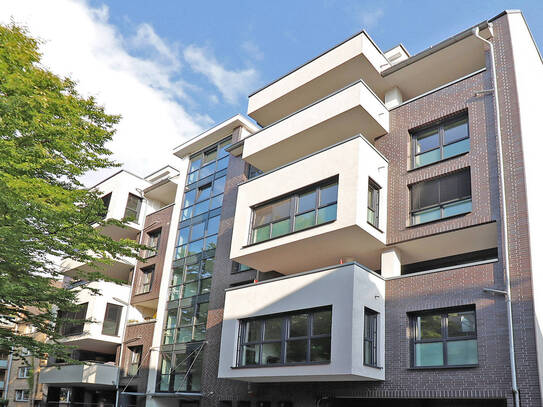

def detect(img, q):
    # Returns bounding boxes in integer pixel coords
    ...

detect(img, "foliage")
[0,23,143,362]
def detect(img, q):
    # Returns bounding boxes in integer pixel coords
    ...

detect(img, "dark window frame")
[143,228,162,259]
[250,177,338,245]
[411,112,470,169]
[137,266,155,295]
[237,306,332,367]
[410,169,472,225]
[411,306,478,368]
[102,303,123,336]
[367,179,380,229]
[363,308,379,367]
[124,193,143,223]
[127,345,142,377]
[15,390,30,401]
[58,302,88,337]
[100,193,112,219]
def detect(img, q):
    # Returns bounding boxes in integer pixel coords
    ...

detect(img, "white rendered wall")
[506,11,543,400]
[218,263,385,382]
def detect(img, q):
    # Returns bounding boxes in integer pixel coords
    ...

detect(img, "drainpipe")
[472,25,520,407]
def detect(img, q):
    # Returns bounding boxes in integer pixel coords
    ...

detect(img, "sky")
[0,0,542,185]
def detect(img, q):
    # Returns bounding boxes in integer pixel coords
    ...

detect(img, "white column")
[381,248,402,278]
[384,87,403,109]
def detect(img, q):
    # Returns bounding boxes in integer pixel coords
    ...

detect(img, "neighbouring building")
[42,9,543,407]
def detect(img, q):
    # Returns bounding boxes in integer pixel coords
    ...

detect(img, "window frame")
[250,177,338,245]
[410,169,472,226]
[137,266,155,295]
[58,302,88,337]
[363,308,379,367]
[102,303,123,336]
[15,390,30,401]
[17,366,30,379]
[127,345,143,377]
[143,228,161,259]
[367,179,381,229]
[237,306,332,367]
[411,306,478,368]
[124,193,143,223]
[411,113,470,169]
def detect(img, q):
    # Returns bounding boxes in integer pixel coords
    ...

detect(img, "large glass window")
[102,303,122,336]
[367,179,380,228]
[158,347,203,393]
[251,179,338,244]
[412,308,477,367]
[364,308,378,367]
[124,193,142,223]
[58,302,88,336]
[410,169,471,225]
[412,114,470,168]
[238,307,332,367]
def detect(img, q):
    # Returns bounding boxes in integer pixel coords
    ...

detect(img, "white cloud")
[184,44,260,105]
[242,40,264,61]
[357,8,384,29]
[0,0,213,185]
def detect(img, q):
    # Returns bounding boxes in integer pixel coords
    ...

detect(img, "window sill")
[363,363,383,370]
[408,364,479,370]
[243,219,336,248]
[406,210,471,228]
[366,221,383,233]
[407,151,469,172]
[133,291,152,297]
[231,361,331,369]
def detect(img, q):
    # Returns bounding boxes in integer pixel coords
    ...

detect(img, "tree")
[0,23,142,362]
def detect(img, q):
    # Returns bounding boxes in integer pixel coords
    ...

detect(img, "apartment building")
[45,8,543,407]
[40,167,181,407]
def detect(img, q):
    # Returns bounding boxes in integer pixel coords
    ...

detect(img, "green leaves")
[0,23,140,363]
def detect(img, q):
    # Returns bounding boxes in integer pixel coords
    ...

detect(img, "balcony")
[247,31,390,126]
[231,136,387,274]
[243,80,389,172]
[60,255,135,282]
[218,262,385,382]
[40,363,118,387]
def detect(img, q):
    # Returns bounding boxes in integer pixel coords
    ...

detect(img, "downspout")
[472,25,520,407]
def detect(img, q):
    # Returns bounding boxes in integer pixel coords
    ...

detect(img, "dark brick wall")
[131,204,174,306]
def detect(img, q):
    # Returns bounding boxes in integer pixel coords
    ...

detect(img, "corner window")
[251,179,338,244]
[238,307,332,367]
[15,390,30,401]
[143,229,161,258]
[363,308,378,367]
[102,303,122,336]
[412,114,470,168]
[410,169,471,225]
[58,302,88,336]
[127,345,142,376]
[124,193,142,223]
[137,266,154,295]
[367,179,380,228]
[412,307,477,367]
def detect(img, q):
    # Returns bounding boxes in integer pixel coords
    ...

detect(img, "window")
[232,262,253,274]
[401,248,498,275]
[137,266,154,295]
[58,388,71,402]
[367,179,380,228]
[176,302,208,344]
[238,307,332,367]
[251,179,338,244]
[17,367,30,378]
[15,390,29,401]
[412,114,470,168]
[100,193,112,218]
[364,308,378,367]
[58,303,88,336]
[410,169,471,225]
[247,164,263,179]
[143,229,161,258]
[175,214,221,259]
[158,350,203,393]
[412,307,477,367]
[186,138,231,185]
[124,193,142,223]
[128,346,142,376]
[102,303,123,336]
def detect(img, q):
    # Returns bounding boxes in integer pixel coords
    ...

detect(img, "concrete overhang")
[173,115,259,159]
[248,30,390,126]
[61,255,135,282]
[40,363,119,387]
[242,80,389,172]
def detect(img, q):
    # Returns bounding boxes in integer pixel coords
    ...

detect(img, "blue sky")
[95,0,543,122]
[1,1,542,183]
